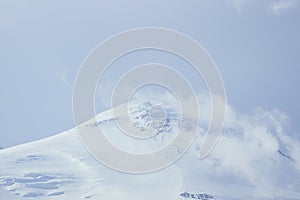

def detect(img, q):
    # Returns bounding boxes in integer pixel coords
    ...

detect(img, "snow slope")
[0,101,300,200]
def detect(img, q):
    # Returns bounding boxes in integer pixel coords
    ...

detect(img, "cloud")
[228,0,258,12]
[268,0,300,15]
[54,68,71,87]
[228,0,300,14]
[188,93,300,197]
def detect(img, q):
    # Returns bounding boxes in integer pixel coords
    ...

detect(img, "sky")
[0,0,299,148]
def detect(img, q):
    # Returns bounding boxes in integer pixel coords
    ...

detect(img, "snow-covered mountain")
[0,100,300,200]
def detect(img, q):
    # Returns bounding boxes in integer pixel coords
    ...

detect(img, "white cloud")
[188,93,300,197]
[54,68,71,87]
[268,0,300,15]
[228,0,258,12]
[228,0,300,14]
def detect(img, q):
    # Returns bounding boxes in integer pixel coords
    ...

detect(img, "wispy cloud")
[228,0,300,14]
[228,0,258,12]
[54,68,71,88]
[268,0,300,15]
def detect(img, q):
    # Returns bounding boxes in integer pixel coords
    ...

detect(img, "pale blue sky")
[0,0,299,147]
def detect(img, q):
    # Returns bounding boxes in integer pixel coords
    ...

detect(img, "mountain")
[0,101,299,200]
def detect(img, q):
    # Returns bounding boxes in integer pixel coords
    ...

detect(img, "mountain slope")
[0,101,300,200]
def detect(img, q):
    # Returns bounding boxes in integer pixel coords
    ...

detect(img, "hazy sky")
[0,0,299,147]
